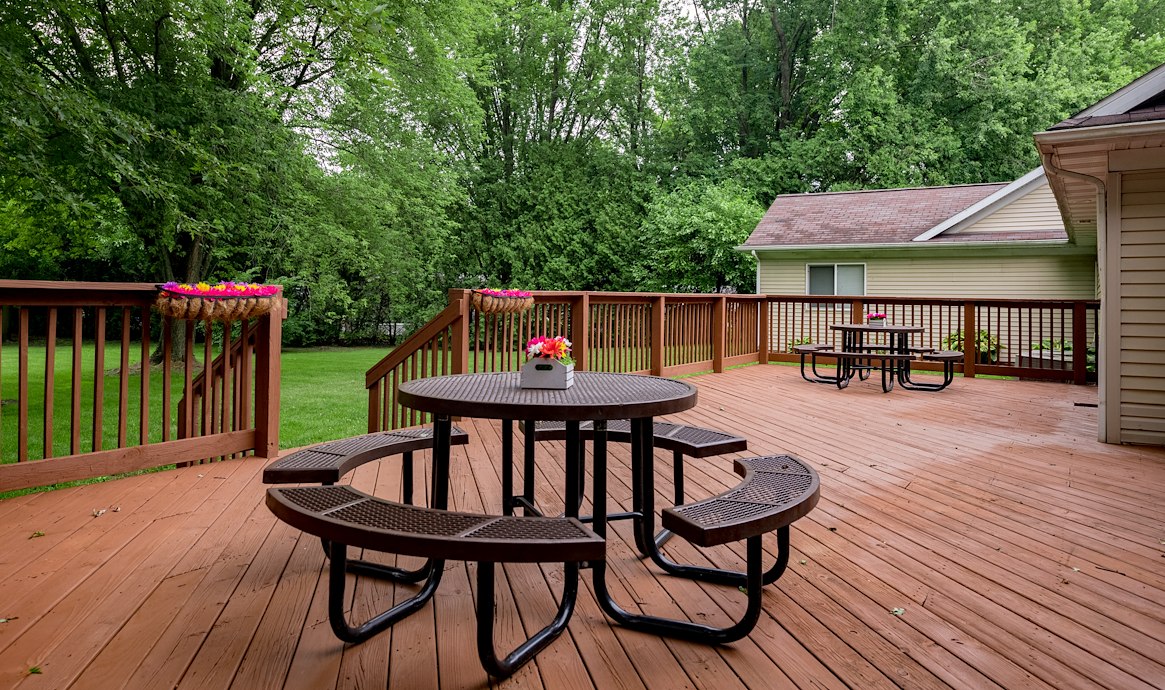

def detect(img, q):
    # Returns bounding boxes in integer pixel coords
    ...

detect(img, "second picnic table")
[827,322,925,392]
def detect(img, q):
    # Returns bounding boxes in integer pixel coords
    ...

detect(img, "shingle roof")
[1050,97,1165,130]
[743,183,1009,247]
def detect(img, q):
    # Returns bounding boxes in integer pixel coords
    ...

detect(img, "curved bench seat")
[266,485,603,679]
[600,454,820,644]
[263,426,469,487]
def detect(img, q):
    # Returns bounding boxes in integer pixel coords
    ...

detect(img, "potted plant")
[866,311,887,327]
[521,335,574,389]
[941,329,1005,364]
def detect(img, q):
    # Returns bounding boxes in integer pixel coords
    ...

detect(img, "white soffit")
[911,168,1046,242]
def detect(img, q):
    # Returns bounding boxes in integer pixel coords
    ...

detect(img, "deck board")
[2,365,1164,689]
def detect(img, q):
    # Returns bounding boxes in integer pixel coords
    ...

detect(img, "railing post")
[450,289,470,375]
[254,300,284,458]
[1072,301,1088,385]
[712,296,727,373]
[759,298,770,364]
[651,295,666,376]
[368,380,382,433]
[851,299,864,324]
[571,293,590,371]
[963,302,977,379]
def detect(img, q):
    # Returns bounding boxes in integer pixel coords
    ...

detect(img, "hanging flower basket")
[471,289,534,314]
[155,282,282,322]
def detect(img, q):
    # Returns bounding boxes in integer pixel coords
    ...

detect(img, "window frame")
[805,263,867,296]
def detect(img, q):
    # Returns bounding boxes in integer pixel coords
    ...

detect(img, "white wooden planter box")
[520,358,574,389]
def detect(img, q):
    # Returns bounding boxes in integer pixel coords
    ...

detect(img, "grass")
[279,347,389,449]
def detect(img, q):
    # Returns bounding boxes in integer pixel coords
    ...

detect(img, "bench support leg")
[327,541,443,643]
[593,534,768,643]
[651,450,687,550]
[899,360,956,391]
[477,561,581,679]
[401,450,414,505]
[646,527,789,587]
[320,537,436,585]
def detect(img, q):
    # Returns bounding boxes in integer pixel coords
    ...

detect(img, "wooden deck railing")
[366,290,1100,432]
[0,280,283,492]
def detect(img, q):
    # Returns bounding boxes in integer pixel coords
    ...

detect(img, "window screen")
[808,266,835,295]
[806,264,865,295]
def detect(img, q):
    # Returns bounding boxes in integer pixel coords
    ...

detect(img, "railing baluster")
[71,308,83,454]
[44,308,57,459]
[18,308,28,462]
[118,309,130,448]
[93,309,106,451]
[140,306,150,446]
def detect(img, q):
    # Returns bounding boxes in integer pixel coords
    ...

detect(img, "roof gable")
[912,169,1064,241]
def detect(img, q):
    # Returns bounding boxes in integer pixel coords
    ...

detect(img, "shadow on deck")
[1,365,1163,689]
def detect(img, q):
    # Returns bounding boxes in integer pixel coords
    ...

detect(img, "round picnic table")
[397,371,699,634]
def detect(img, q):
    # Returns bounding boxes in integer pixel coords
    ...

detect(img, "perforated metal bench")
[597,454,819,643]
[263,426,470,502]
[793,343,836,384]
[263,427,470,583]
[516,420,746,543]
[267,484,604,679]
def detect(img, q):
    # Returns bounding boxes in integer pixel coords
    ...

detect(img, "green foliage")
[636,179,761,293]
[1,0,1163,342]
[942,329,1005,363]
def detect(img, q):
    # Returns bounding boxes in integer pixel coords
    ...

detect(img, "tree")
[637,180,761,293]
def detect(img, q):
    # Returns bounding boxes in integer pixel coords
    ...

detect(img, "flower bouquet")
[471,288,534,314]
[155,281,282,321]
[866,311,887,327]
[520,335,574,389]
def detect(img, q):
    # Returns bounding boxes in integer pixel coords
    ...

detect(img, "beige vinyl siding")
[757,254,1095,299]
[952,183,1065,234]
[1118,170,1165,445]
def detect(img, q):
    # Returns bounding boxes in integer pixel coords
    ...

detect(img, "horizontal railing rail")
[366,290,1100,432]
[0,280,282,492]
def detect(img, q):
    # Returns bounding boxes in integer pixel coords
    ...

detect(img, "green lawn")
[279,347,389,449]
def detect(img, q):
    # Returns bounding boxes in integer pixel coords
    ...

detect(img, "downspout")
[752,250,760,294]
[1041,151,1113,442]
[1040,152,1105,195]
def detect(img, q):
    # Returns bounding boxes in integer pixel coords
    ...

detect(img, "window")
[807,264,865,295]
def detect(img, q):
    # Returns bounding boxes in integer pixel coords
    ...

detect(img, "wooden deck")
[1,365,1163,689]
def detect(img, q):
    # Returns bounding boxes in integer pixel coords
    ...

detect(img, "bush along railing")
[366,291,1099,432]
[0,280,283,492]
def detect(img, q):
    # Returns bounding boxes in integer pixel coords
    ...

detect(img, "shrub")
[942,329,1004,364]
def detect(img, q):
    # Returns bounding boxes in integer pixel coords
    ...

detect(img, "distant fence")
[366,290,1099,432]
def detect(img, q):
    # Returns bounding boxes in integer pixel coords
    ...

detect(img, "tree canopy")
[2,0,1162,342]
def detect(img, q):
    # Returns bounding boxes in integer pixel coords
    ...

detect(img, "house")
[738,169,1097,299]
[1035,63,1165,446]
